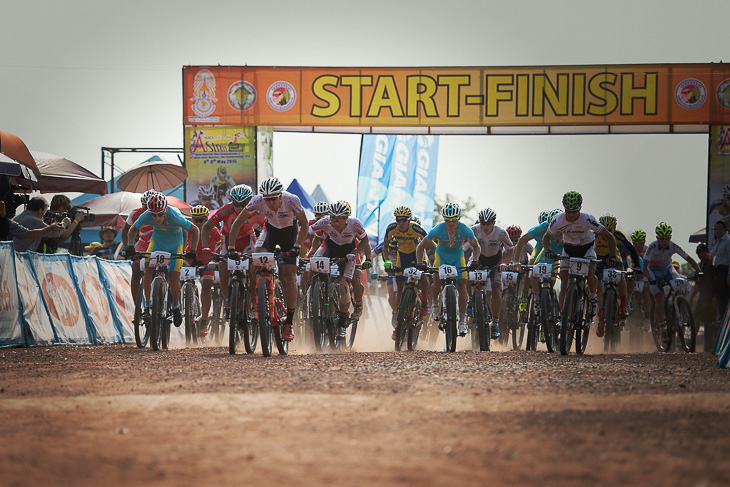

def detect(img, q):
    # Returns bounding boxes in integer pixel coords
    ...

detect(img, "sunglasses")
[395,217,409,223]
[331,216,347,222]
[444,217,459,222]
[263,195,281,201]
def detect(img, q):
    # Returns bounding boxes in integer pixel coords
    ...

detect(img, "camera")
[0,175,30,219]
[65,206,95,224]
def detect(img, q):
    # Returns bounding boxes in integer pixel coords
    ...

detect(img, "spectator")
[710,220,730,318]
[1,200,63,246]
[89,227,120,259]
[38,194,84,253]
[691,243,717,351]
[13,197,62,252]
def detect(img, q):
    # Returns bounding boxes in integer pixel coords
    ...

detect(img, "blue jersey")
[135,206,191,250]
[528,221,564,256]
[427,222,475,257]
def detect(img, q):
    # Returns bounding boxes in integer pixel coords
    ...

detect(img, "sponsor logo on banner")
[716,126,730,157]
[717,79,730,110]
[675,78,706,109]
[114,275,135,321]
[41,272,80,328]
[190,69,219,121]
[227,81,256,111]
[81,277,106,320]
[267,81,296,112]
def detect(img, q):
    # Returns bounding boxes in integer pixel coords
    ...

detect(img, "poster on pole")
[708,125,730,247]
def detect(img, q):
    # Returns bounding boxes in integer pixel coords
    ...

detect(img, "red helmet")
[506,225,522,242]
[147,193,168,214]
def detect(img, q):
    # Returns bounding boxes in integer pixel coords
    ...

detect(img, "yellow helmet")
[190,205,209,218]
[599,214,617,231]
[394,206,412,219]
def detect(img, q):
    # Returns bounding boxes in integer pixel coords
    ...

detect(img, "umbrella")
[0,152,37,181]
[0,130,41,179]
[80,191,191,227]
[11,151,107,194]
[116,158,188,193]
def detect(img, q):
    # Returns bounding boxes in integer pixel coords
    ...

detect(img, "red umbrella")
[12,151,107,194]
[80,192,191,227]
[116,159,188,193]
[0,130,42,179]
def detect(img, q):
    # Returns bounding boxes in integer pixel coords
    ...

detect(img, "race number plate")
[439,265,458,279]
[468,270,487,282]
[502,271,519,286]
[635,280,644,292]
[331,263,340,277]
[310,256,331,274]
[602,268,622,284]
[403,267,421,280]
[568,257,591,277]
[148,251,171,268]
[669,278,687,293]
[533,263,552,279]
[227,258,249,272]
[252,252,276,270]
[180,267,196,280]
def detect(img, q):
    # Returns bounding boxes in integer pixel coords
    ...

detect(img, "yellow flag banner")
[183,64,730,130]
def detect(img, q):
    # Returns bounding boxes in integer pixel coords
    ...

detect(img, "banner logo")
[717,79,730,110]
[267,81,296,112]
[81,277,105,320]
[114,275,134,320]
[227,81,256,111]
[41,272,79,328]
[190,69,218,118]
[675,79,706,109]
[716,126,730,157]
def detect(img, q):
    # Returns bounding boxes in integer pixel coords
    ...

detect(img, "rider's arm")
[599,227,617,259]
[201,218,215,247]
[187,224,200,252]
[416,237,436,264]
[541,230,554,254]
[121,221,132,246]
[356,237,373,261]
[512,233,532,264]
[295,210,309,247]
[228,209,251,250]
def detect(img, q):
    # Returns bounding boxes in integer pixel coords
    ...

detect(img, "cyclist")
[542,191,617,318]
[594,214,643,337]
[382,206,429,320]
[641,222,701,341]
[507,225,532,265]
[309,200,373,338]
[371,238,399,323]
[228,177,310,342]
[467,208,514,339]
[191,185,220,211]
[128,193,199,327]
[186,205,222,337]
[202,184,264,315]
[122,190,158,307]
[416,202,482,337]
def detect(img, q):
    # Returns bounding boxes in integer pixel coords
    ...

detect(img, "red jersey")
[127,207,153,251]
[187,226,222,254]
[209,203,266,250]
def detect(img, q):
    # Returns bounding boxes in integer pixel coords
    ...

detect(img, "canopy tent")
[286,179,317,210]
[311,184,331,204]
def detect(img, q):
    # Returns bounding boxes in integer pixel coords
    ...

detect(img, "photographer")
[2,199,63,248]
[38,195,84,253]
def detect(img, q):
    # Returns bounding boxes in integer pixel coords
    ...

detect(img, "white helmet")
[197,185,215,197]
[329,200,351,217]
[441,202,461,219]
[313,201,330,215]
[259,177,283,197]
[478,208,497,223]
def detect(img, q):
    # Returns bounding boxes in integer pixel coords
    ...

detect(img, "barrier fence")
[0,242,134,347]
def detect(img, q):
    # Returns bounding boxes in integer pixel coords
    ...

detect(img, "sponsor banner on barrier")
[30,253,92,344]
[14,252,56,346]
[72,256,120,344]
[97,259,135,343]
[0,243,24,347]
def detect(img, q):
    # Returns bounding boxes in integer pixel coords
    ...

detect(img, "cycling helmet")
[140,189,157,208]
[229,184,253,204]
[630,229,647,241]
[147,193,168,214]
[259,177,283,197]
[723,184,730,196]
[313,201,330,216]
[411,215,421,225]
[599,214,617,231]
[190,205,209,218]
[562,191,583,211]
[506,225,522,241]
[655,222,672,238]
[329,200,351,217]
[672,260,680,271]
[197,185,215,197]
[394,206,412,219]
[441,202,461,219]
[478,208,497,223]
[549,208,561,221]
[538,209,551,224]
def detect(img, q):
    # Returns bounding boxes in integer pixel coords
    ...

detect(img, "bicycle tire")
[133,284,148,348]
[675,296,696,353]
[242,285,257,354]
[575,294,589,356]
[273,279,288,355]
[349,319,359,350]
[474,291,489,351]
[444,285,458,353]
[560,283,580,355]
[498,288,514,347]
[161,287,171,351]
[650,298,671,353]
[395,287,415,351]
[183,281,197,345]
[149,276,165,351]
[228,280,242,355]
[525,292,537,351]
[328,282,343,351]
[211,285,225,345]
[603,287,618,353]
[539,287,555,353]
[258,276,273,357]
[310,277,327,351]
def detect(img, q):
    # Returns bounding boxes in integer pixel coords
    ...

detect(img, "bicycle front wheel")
[272,279,288,356]
[498,288,514,347]
[182,281,197,345]
[603,287,619,353]
[258,277,273,357]
[149,277,165,351]
[310,278,327,351]
[228,280,242,355]
[395,287,416,351]
[328,282,343,351]
[474,291,489,351]
[650,299,672,353]
[560,284,580,355]
[444,285,458,353]
[242,285,258,354]
[539,287,556,353]
[211,286,225,345]
[133,284,148,348]
[676,296,696,353]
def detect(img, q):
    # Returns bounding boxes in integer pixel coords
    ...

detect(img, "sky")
[1,0,728,249]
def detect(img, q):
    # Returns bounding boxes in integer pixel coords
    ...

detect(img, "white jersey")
[470,224,514,257]
[547,212,602,246]
[245,191,303,229]
[643,240,689,271]
[310,216,367,246]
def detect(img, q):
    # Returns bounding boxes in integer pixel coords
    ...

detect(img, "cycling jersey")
[428,222,475,258]
[209,203,266,251]
[126,207,153,252]
[310,216,367,246]
[547,212,602,246]
[643,240,689,272]
[527,221,564,263]
[470,224,513,257]
[245,192,303,229]
[383,221,427,254]
[135,206,191,250]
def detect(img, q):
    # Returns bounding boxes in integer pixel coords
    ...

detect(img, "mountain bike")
[252,251,288,357]
[179,263,202,345]
[132,274,148,348]
[499,265,527,350]
[649,277,696,353]
[559,257,598,356]
[217,253,258,355]
[526,262,560,353]
[207,269,226,345]
[424,264,469,353]
[626,274,653,350]
[293,261,310,348]
[599,267,632,352]
[392,266,427,351]
[467,266,492,351]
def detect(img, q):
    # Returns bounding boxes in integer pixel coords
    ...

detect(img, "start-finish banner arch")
[183,64,730,133]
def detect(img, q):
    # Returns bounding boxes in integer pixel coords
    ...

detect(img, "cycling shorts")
[395,251,418,282]
[256,222,298,265]
[146,240,184,273]
[434,251,467,280]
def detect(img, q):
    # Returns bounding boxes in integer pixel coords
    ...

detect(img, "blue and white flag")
[356,135,439,245]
